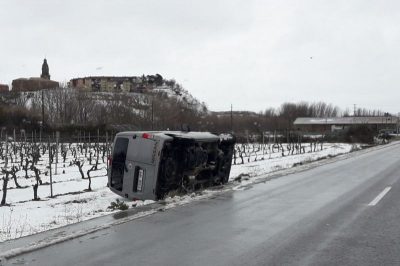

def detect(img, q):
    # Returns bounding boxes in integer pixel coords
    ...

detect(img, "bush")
[325,125,376,144]
[345,126,375,144]
[108,199,128,211]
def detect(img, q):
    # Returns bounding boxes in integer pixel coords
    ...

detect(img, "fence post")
[5,134,8,169]
[55,131,59,175]
[106,131,109,173]
[13,128,16,153]
[48,137,53,197]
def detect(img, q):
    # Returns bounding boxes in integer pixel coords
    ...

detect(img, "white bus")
[108,131,235,200]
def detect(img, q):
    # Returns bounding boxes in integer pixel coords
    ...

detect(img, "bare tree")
[1,168,11,206]
[10,165,21,188]
[86,165,96,191]
[72,159,85,179]
[30,165,42,201]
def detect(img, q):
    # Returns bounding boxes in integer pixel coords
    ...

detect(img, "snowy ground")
[0,142,357,242]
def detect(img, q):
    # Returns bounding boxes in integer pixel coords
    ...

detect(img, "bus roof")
[116,131,221,141]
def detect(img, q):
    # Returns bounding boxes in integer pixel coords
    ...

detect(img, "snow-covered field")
[0,142,356,242]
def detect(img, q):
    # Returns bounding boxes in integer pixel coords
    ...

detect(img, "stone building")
[12,59,59,92]
[12,78,59,92]
[69,74,163,92]
[0,84,9,92]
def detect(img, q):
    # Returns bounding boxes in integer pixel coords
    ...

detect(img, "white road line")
[368,187,391,206]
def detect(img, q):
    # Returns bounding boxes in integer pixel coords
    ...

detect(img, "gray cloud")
[1,0,399,114]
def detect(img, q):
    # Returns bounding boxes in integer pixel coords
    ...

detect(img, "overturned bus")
[108,131,235,200]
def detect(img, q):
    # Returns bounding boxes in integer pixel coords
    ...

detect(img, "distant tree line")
[0,86,391,138]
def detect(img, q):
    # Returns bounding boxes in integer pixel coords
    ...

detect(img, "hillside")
[0,79,208,131]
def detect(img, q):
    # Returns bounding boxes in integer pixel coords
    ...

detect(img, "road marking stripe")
[368,186,391,206]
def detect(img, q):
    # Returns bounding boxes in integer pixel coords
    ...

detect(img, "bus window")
[127,138,156,165]
[110,137,129,191]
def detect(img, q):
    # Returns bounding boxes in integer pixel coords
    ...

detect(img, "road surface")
[5,143,400,266]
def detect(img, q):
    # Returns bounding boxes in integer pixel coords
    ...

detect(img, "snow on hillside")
[153,85,207,113]
[10,81,208,119]
[0,142,356,242]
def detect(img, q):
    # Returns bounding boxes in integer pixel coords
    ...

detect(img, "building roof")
[212,110,259,117]
[12,77,58,82]
[294,117,399,125]
[11,77,59,92]
[0,84,9,92]
[70,76,152,81]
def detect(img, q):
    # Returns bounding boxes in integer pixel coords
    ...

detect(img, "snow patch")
[0,142,360,243]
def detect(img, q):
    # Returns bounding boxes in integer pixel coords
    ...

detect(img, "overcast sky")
[1,0,399,114]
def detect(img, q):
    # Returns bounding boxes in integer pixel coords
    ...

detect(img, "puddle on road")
[113,211,129,219]
[112,203,165,220]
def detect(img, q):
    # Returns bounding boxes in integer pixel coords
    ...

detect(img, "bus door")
[110,137,129,191]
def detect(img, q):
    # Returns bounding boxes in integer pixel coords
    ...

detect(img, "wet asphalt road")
[6,144,400,266]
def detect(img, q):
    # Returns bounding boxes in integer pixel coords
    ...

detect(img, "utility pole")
[151,99,154,130]
[55,131,59,175]
[42,89,45,124]
[106,131,109,173]
[353,104,356,116]
[230,104,233,133]
[13,128,16,154]
[398,112,400,134]
[262,129,265,155]
[41,89,45,142]
[5,134,8,169]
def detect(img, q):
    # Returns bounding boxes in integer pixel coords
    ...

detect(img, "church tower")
[40,58,51,80]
